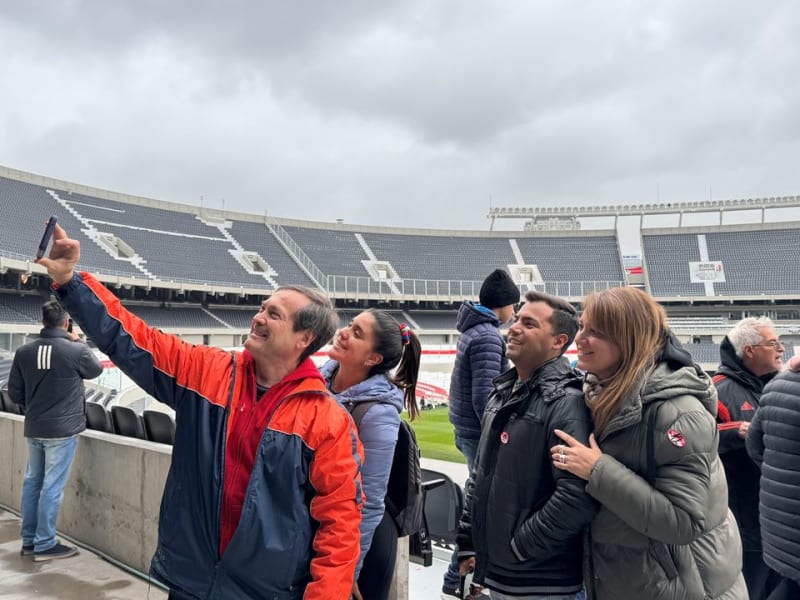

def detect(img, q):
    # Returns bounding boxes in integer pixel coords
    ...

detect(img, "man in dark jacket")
[455,291,596,599]
[443,268,520,597]
[8,300,103,561]
[746,356,800,600]
[714,317,784,599]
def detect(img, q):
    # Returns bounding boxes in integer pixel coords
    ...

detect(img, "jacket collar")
[716,335,774,393]
[495,356,579,404]
[39,327,71,340]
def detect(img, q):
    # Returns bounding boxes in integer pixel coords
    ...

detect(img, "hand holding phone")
[34,220,81,286]
[36,216,58,259]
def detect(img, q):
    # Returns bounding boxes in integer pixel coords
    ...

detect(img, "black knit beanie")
[479,269,520,309]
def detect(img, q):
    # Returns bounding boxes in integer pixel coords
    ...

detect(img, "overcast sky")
[2,1,800,235]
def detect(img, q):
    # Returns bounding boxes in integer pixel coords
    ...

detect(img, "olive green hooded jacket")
[584,350,747,600]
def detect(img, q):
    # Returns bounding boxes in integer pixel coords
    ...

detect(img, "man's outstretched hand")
[34,223,80,286]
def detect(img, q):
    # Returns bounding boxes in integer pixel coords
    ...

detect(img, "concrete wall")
[0,412,170,573]
[0,413,409,598]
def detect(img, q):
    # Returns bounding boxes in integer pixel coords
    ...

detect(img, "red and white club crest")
[667,429,686,447]
[500,431,509,444]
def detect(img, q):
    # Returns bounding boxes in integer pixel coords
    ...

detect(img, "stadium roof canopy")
[487,195,800,225]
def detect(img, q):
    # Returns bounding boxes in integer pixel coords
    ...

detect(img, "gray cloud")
[1,1,800,232]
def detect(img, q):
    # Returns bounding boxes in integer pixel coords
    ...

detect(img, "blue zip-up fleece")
[448,301,507,440]
[319,360,403,578]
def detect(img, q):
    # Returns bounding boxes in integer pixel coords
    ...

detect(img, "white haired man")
[713,317,784,600]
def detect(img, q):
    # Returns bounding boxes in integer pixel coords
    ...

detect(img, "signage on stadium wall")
[688,261,726,283]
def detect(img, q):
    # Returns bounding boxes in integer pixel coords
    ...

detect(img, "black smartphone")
[36,216,58,259]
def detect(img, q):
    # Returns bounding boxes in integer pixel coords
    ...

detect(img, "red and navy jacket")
[55,272,364,599]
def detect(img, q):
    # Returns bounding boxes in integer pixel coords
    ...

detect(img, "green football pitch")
[403,406,466,464]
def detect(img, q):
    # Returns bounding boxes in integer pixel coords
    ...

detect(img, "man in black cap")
[442,268,520,598]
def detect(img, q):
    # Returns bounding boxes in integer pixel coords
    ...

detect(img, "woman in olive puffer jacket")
[552,287,746,600]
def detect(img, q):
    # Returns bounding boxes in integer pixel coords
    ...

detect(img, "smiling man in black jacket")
[455,291,596,599]
[8,300,103,562]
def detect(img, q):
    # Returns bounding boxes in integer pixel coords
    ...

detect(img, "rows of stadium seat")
[97,224,266,287]
[7,174,800,299]
[85,402,175,445]
[127,304,223,329]
[3,175,626,291]
[66,191,216,237]
[228,221,318,287]
[643,229,800,296]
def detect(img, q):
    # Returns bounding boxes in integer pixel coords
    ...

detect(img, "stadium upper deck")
[1,165,800,306]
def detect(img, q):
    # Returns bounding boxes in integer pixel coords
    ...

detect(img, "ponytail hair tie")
[399,323,412,346]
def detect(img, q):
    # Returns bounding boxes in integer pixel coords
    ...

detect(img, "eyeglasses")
[752,341,784,350]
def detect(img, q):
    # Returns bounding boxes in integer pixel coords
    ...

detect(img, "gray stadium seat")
[1,386,22,415]
[143,410,176,445]
[85,402,114,433]
[111,405,146,439]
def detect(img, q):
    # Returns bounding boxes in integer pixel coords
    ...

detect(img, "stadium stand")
[207,307,257,329]
[228,220,317,288]
[642,232,704,297]
[706,229,800,295]
[125,304,223,329]
[644,226,800,298]
[0,294,46,323]
[359,232,516,282]
[283,226,371,278]
[515,235,625,288]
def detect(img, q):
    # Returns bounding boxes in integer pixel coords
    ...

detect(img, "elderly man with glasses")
[713,317,785,600]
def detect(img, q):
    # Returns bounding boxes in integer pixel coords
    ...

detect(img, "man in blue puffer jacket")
[443,268,520,598]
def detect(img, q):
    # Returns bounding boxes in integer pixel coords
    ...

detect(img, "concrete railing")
[0,413,408,597]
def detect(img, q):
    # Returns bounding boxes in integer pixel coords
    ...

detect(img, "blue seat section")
[282,226,369,277]
[642,229,800,297]
[642,233,705,297]
[0,295,41,324]
[358,233,516,282]
[65,192,215,237]
[96,224,265,287]
[0,176,143,277]
[706,229,800,295]
[280,226,395,294]
[227,220,317,287]
[208,308,257,329]
[514,235,625,286]
[125,304,222,329]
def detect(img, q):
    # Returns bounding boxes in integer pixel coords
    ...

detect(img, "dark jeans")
[357,510,398,600]
[767,577,800,600]
[743,550,781,600]
[443,433,479,589]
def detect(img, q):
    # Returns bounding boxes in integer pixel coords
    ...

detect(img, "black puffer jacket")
[713,336,775,551]
[7,327,103,438]
[456,357,597,597]
[746,369,800,584]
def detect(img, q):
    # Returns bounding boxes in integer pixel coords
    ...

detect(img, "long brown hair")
[582,287,668,434]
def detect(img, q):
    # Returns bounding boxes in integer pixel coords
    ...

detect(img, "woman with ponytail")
[320,309,421,600]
